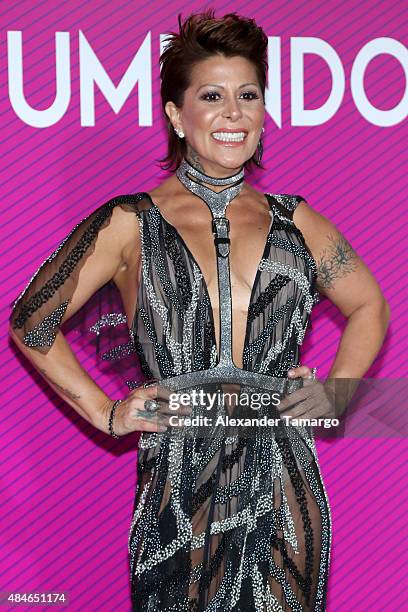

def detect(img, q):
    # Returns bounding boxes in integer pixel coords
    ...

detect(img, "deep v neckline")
[141,191,275,370]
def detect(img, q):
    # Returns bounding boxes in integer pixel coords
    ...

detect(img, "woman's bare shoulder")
[242,183,270,205]
[108,193,164,273]
[92,192,152,274]
[147,175,185,208]
[292,197,332,233]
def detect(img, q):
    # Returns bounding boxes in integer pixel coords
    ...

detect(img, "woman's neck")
[175,156,245,214]
[185,154,244,192]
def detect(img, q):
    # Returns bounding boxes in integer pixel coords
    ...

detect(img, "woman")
[9,9,390,612]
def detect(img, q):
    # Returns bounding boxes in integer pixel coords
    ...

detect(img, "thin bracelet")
[108,399,123,439]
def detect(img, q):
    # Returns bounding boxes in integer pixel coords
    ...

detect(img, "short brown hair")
[158,8,268,173]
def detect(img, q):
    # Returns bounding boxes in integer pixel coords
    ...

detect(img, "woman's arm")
[9,203,141,434]
[293,200,391,414]
[10,327,115,434]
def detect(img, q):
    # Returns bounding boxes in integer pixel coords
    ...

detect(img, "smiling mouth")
[211,131,247,143]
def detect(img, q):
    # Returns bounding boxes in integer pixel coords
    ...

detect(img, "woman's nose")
[222,97,243,119]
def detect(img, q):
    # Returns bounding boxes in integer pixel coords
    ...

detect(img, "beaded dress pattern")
[9,189,332,612]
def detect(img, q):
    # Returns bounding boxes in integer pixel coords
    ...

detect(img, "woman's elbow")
[352,295,391,327]
[368,296,391,331]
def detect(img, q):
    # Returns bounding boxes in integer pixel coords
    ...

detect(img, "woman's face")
[166,55,265,176]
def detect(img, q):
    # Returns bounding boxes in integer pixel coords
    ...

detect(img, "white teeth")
[212,132,246,142]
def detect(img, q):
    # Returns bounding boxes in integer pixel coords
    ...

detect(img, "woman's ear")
[165,101,182,133]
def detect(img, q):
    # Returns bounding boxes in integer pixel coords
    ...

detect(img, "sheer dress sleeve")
[272,194,321,335]
[9,193,148,392]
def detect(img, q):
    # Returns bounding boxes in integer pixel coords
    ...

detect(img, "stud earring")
[174,127,185,138]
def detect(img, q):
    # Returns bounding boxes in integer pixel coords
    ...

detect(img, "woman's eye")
[200,91,221,102]
[241,91,260,100]
[200,91,260,102]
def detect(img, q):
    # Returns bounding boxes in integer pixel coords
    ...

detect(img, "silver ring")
[144,399,160,412]
[307,367,317,380]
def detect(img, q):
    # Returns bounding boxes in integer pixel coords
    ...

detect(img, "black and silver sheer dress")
[9,160,332,611]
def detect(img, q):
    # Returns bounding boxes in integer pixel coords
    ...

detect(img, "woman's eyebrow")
[197,82,259,91]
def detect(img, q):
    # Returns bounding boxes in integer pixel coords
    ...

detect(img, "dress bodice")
[130,192,320,384]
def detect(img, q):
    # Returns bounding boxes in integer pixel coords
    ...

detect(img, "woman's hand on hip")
[112,381,192,435]
[277,365,336,421]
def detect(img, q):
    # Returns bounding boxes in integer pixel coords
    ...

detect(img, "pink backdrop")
[1,1,406,610]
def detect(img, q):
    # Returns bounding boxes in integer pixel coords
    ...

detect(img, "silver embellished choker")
[175,156,245,219]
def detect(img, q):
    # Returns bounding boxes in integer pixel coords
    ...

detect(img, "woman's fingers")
[287,365,314,379]
[278,373,335,419]
[130,384,192,433]
[278,364,319,416]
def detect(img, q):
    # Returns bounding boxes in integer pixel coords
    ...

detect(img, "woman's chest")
[162,207,274,299]
[139,206,316,321]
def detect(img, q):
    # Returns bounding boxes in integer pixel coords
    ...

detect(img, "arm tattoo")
[39,368,81,401]
[316,233,358,290]
[186,145,205,173]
